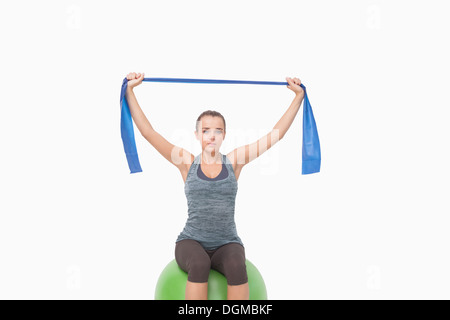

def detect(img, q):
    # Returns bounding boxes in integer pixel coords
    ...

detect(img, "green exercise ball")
[154,259,267,300]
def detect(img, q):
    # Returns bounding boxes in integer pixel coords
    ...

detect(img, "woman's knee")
[223,256,246,273]
[187,257,211,283]
[189,256,211,273]
[222,254,248,285]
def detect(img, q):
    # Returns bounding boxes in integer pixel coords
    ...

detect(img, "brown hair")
[196,110,226,133]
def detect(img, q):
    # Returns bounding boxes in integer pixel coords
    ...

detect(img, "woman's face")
[195,116,225,153]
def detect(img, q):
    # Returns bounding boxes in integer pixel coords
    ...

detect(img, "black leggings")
[175,239,248,286]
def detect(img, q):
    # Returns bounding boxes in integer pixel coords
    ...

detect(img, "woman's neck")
[201,150,222,165]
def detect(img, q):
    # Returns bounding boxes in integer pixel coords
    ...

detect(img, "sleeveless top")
[176,153,244,250]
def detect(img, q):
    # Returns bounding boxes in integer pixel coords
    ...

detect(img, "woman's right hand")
[127,72,145,89]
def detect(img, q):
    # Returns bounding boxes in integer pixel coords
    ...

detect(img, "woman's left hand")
[286,77,304,97]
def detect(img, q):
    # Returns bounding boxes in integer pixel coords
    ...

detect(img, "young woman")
[125,72,304,300]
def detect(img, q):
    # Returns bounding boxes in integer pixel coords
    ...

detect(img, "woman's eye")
[202,130,221,135]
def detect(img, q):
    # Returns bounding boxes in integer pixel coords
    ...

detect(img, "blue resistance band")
[120,77,321,175]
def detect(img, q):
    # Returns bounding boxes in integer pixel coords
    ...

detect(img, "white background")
[0,0,449,300]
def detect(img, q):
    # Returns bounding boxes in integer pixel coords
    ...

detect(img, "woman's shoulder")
[224,151,236,166]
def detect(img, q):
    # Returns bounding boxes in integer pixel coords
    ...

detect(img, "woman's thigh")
[175,239,211,283]
[210,242,248,285]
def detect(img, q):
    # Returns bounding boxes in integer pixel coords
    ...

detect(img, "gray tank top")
[176,153,244,250]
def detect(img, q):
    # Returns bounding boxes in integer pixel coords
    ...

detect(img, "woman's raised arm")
[229,77,304,167]
[273,77,304,139]
[125,72,154,136]
[125,72,193,172]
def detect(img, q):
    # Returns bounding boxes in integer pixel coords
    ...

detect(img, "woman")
[125,72,304,300]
